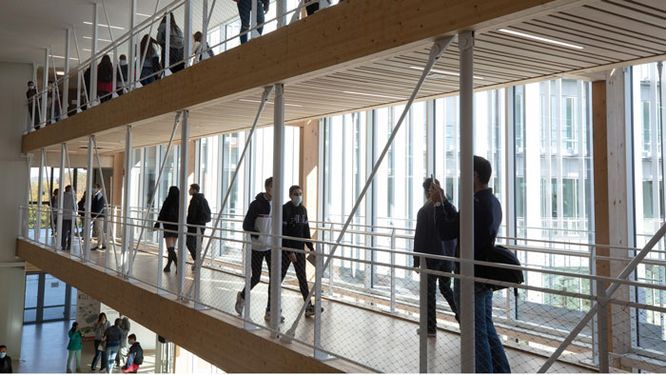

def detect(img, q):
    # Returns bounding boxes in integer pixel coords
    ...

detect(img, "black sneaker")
[304,304,324,318]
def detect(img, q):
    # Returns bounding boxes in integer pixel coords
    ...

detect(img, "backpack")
[476,245,524,295]
[133,344,144,365]
[201,198,212,223]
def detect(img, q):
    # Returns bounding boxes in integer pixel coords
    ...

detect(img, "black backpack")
[476,245,524,295]
[133,344,144,365]
[200,198,212,223]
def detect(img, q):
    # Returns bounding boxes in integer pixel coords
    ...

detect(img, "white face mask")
[291,196,302,206]
[0,352,6,358]
[119,60,128,66]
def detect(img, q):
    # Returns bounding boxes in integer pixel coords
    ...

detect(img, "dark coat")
[282,201,314,253]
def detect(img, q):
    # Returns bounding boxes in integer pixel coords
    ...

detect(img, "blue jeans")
[454,280,511,373]
[106,345,120,373]
[237,0,265,44]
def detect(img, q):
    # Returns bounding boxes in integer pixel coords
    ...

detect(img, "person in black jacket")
[91,184,107,250]
[26,81,40,128]
[121,334,143,373]
[430,156,510,373]
[155,186,180,272]
[413,178,458,337]
[235,177,275,319]
[279,185,321,317]
[186,184,211,270]
[0,345,12,373]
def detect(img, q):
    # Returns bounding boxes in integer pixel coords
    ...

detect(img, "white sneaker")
[235,292,244,316]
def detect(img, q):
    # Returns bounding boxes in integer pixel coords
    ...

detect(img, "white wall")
[0,61,31,358]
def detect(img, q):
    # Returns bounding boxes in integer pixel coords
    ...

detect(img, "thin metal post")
[183,0,193,67]
[250,0,258,40]
[243,234,255,330]
[50,85,56,124]
[41,48,49,128]
[277,0,287,28]
[270,83,285,334]
[419,258,428,373]
[57,144,66,251]
[157,229,165,293]
[177,111,190,296]
[128,0,136,90]
[194,229,203,308]
[597,281,609,372]
[390,228,396,313]
[122,125,133,276]
[36,149,45,243]
[90,2,99,105]
[313,242,330,360]
[201,0,209,62]
[63,28,71,119]
[30,63,37,132]
[164,12,171,72]
[112,47,118,98]
[84,136,94,261]
[459,30,475,373]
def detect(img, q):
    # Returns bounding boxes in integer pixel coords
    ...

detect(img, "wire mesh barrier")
[17,204,666,372]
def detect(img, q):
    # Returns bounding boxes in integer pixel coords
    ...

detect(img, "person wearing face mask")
[279,185,321,318]
[0,345,12,373]
[91,184,107,250]
[116,55,129,95]
[26,81,40,128]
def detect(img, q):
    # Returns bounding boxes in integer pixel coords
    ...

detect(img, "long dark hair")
[140,34,158,59]
[165,186,179,204]
[98,54,113,83]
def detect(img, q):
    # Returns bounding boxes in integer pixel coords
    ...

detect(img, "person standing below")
[233,0,269,44]
[186,184,211,270]
[91,313,110,371]
[61,185,77,251]
[192,31,213,63]
[0,345,12,373]
[155,186,180,272]
[26,80,40,128]
[121,334,143,374]
[157,13,185,73]
[115,316,131,368]
[280,185,320,318]
[103,318,123,373]
[91,184,107,250]
[235,177,276,320]
[431,156,510,373]
[97,54,114,103]
[66,322,82,373]
[116,54,128,95]
[413,178,459,337]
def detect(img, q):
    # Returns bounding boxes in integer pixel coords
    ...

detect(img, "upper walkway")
[22,0,666,155]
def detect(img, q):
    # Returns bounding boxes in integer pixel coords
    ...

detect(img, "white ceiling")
[0,0,237,71]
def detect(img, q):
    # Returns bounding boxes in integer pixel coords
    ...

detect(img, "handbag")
[97,341,106,352]
[475,244,524,295]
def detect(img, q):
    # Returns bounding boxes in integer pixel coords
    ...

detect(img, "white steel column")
[183,0,193,68]
[277,0,287,28]
[84,136,94,261]
[90,2,99,104]
[57,144,66,251]
[458,30,475,373]
[36,149,45,243]
[128,0,136,90]
[201,0,209,59]
[177,111,190,296]
[250,0,258,40]
[122,126,133,275]
[41,48,49,128]
[270,83,285,334]
[63,28,71,119]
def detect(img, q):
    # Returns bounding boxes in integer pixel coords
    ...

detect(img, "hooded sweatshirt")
[243,193,272,251]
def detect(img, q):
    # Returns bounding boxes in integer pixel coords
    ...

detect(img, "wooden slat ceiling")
[54,0,666,155]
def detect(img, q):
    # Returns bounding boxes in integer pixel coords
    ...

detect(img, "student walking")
[431,156,511,373]
[0,345,12,373]
[26,80,40,127]
[61,185,77,251]
[116,316,131,368]
[66,322,82,373]
[91,313,110,371]
[186,184,211,270]
[235,177,277,320]
[155,186,180,272]
[233,0,269,44]
[91,184,107,250]
[413,178,458,337]
[279,185,320,318]
[121,334,143,373]
[116,55,129,95]
[139,35,162,86]
[192,31,213,63]
[97,54,114,103]
[157,13,185,73]
[103,319,123,373]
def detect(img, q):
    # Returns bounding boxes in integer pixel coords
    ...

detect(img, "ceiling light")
[136,12,152,17]
[342,91,404,100]
[409,66,485,80]
[51,55,79,61]
[82,36,112,43]
[83,21,124,30]
[238,99,303,108]
[498,28,584,50]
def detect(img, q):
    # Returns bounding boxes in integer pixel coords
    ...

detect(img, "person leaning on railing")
[430,155,511,374]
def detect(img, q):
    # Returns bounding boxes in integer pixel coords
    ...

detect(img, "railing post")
[390,228,396,313]
[62,28,70,119]
[597,282,609,372]
[41,48,49,128]
[84,136,94,262]
[122,125,133,276]
[250,0,258,40]
[270,83,285,335]
[328,222,334,297]
[157,227,165,294]
[57,144,66,251]
[128,0,136,90]
[419,257,428,373]
[90,2,99,105]
[313,241,332,360]
[177,111,190,297]
[164,11,171,73]
[183,0,193,68]
[36,149,45,243]
[243,234,256,330]
[194,227,203,309]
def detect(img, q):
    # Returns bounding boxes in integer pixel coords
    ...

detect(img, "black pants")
[237,0,265,44]
[61,220,72,250]
[239,250,274,311]
[186,227,204,261]
[427,262,458,332]
[280,251,310,302]
[306,2,319,15]
[91,339,108,370]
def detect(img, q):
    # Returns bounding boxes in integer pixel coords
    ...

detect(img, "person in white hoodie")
[235,177,280,321]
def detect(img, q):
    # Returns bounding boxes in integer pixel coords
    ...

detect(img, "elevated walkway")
[22,0,666,156]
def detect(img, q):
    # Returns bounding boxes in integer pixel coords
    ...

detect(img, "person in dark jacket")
[26,80,40,128]
[431,156,510,373]
[0,345,12,373]
[116,54,128,95]
[156,186,180,272]
[97,54,114,102]
[156,13,185,73]
[235,177,275,319]
[234,0,269,44]
[91,184,107,250]
[413,178,458,337]
[121,334,143,373]
[102,319,123,373]
[186,184,211,270]
[279,185,320,318]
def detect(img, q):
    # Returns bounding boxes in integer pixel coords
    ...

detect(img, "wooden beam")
[16,239,361,373]
[22,0,582,153]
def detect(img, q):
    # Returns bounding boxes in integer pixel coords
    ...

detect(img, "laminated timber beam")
[21,0,584,153]
[16,239,363,373]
